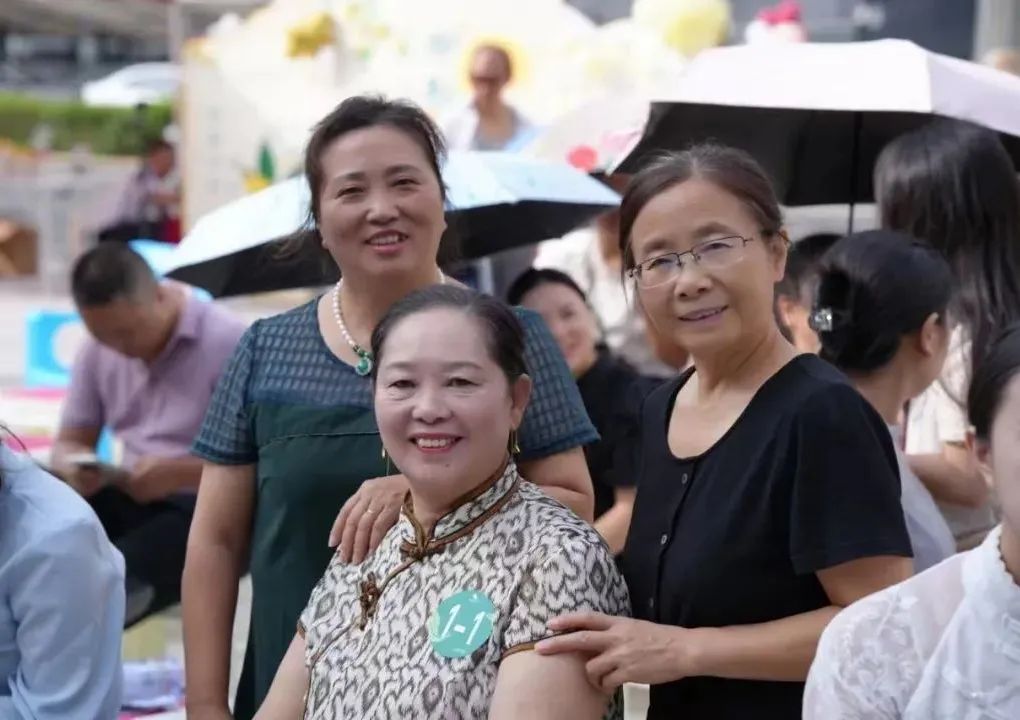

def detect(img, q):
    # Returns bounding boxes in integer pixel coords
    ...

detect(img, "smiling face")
[629,177,787,358]
[315,124,447,282]
[374,307,531,506]
[518,281,599,378]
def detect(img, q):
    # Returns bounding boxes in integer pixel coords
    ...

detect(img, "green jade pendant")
[354,347,373,376]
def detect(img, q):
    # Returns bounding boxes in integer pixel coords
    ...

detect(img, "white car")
[81,63,181,108]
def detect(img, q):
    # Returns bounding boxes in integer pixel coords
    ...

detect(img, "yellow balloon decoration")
[285,12,336,59]
[632,0,731,58]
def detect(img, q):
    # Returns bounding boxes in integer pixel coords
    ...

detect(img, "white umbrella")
[166,151,619,297]
[615,39,1020,206]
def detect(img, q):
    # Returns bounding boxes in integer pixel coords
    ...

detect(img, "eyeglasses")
[627,235,756,289]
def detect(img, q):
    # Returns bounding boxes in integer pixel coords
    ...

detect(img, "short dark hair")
[814,230,952,374]
[875,119,1020,376]
[777,233,840,302]
[304,95,447,229]
[506,268,587,307]
[285,95,454,265]
[969,323,1020,442]
[619,145,783,270]
[71,244,158,307]
[371,285,527,385]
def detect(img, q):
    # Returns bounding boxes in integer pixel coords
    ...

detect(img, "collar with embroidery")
[397,461,519,560]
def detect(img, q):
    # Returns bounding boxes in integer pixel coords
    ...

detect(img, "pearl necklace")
[331,273,447,376]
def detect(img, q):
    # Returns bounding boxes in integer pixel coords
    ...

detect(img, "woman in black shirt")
[508,268,660,554]
[536,145,913,719]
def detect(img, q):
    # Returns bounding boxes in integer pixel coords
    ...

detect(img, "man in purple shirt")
[52,244,246,625]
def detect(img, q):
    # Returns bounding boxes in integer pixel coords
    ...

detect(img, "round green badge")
[428,589,497,658]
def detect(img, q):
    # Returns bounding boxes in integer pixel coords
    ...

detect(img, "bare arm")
[592,487,636,555]
[519,447,594,522]
[183,462,256,719]
[52,425,101,467]
[52,426,104,496]
[692,555,912,681]
[489,651,609,720]
[539,555,912,688]
[254,634,308,720]
[908,443,988,508]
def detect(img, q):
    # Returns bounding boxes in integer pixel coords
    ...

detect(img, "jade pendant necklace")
[331,274,447,376]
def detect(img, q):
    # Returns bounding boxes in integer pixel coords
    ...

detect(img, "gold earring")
[508,429,521,456]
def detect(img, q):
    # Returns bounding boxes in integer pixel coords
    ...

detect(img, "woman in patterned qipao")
[255,286,630,720]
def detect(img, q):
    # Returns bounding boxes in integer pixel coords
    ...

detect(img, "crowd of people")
[2,48,1020,720]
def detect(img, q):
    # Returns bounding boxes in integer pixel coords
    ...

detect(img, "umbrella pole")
[847,112,863,236]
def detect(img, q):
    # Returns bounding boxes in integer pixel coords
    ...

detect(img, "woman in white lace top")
[804,324,1020,719]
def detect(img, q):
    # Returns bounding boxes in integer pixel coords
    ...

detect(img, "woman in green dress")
[182,96,598,720]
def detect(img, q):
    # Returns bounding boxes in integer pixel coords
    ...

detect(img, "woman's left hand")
[535,613,699,692]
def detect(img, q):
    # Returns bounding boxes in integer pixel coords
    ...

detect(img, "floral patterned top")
[805,525,1020,719]
[298,462,631,719]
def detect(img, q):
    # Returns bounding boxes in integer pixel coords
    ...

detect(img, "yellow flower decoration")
[632,0,730,58]
[285,12,336,59]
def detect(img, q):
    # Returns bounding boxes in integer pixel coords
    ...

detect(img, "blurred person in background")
[182,96,596,720]
[98,139,181,244]
[445,44,539,298]
[534,175,681,377]
[1,427,124,719]
[814,230,956,572]
[875,119,1020,549]
[805,324,1020,719]
[774,233,839,354]
[509,268,661,554]
[52,244,246,626]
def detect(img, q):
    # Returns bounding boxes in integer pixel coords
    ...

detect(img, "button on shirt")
[622,355,912,720]
[61,288,247,471]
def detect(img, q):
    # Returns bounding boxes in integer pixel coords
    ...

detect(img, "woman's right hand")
[328,474,408,563]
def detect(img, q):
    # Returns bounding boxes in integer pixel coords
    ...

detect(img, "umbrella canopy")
[614,39,1020,205]
[166,151,619,297]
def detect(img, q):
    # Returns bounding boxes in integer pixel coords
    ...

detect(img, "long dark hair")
[371,285,527,385]
[814,230,952,374]
[618,144,784,270]
[875,119,1020,376]
[968,324,1020,442]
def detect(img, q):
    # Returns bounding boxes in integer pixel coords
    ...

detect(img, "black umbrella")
[615,40,1020,208]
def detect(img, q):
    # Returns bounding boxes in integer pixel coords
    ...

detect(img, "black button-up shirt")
[622,355,911,719]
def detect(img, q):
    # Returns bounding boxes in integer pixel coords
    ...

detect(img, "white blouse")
[804,525,1020,719]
